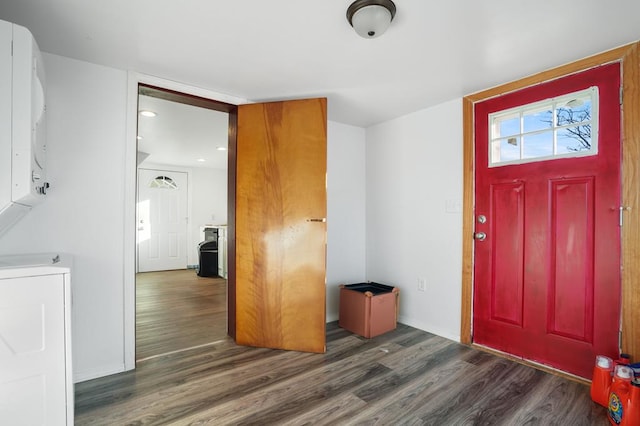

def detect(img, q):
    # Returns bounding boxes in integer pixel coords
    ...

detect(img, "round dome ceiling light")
[346,0,396,39]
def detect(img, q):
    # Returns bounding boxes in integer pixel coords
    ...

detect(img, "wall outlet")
[418,278,426,292]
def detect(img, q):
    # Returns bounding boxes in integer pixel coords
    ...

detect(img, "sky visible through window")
[490,88,596,166]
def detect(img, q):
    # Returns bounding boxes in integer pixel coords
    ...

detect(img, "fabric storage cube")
[338,282,399,338]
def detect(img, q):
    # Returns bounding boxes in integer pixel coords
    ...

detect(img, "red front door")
[473,63,621,378]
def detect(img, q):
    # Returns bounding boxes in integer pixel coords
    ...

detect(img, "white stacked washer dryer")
[0,254,73,425]
[0,19,49,237]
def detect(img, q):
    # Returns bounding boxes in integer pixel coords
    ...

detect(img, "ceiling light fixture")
[217,146,227,151]
[346,0,396,39]
[139,110,157,117]
[197,158,206,162]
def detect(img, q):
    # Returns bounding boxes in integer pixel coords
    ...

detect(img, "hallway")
[136,269,227,360]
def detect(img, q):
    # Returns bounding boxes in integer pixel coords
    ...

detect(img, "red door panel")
[549,177,595,342]
[490,182,525,327]
[473,63,621,378]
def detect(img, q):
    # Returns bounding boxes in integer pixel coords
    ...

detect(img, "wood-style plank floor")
[136,269,227,360]
[76,321,609,425]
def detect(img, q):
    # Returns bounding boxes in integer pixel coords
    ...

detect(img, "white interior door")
[137,168,188,272]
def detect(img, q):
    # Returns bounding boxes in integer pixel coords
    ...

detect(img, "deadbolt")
[477,215,486,224]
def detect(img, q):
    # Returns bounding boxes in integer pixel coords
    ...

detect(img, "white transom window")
[149,175,178,190]
[489,87,599,166]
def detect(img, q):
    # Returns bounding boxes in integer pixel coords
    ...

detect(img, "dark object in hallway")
[197,239,219,277]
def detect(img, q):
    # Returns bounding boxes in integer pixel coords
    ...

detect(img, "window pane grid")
[488,87,598,166]
[149,176,178,190]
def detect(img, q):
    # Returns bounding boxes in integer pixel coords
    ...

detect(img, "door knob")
[474,232,487,241]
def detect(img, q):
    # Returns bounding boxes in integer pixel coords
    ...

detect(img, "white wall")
[190,168,227,246]
[191,167,227,228]
[326,121,367,321]
[0,51,463,377]
[0,50,461,380]
[190,167,227,267]
[0,52,368,381]
[365,99,463,341]
[0,53,129,381]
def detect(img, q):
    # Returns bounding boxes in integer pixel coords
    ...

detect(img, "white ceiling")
[137,95,229,170]
[2,1,640,128]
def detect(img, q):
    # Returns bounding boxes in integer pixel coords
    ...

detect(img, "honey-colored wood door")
[235,98,327,353]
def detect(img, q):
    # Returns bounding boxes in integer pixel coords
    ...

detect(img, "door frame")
[460,43,640,363]
[123,73,246,370]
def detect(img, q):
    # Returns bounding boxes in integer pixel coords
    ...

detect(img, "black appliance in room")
[197,227,218,277]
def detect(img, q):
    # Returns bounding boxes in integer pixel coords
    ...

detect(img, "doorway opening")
[134,84,234,361]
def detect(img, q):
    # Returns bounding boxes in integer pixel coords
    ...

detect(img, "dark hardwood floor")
[77,268,609,423]
[76,321,609,425]
[136,269,227,360]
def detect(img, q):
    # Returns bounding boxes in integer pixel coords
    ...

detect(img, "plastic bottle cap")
[615,365,633,379]
[597,355,613,369]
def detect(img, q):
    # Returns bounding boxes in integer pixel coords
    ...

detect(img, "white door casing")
[124,73,247,371]
[137,168,188,272]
